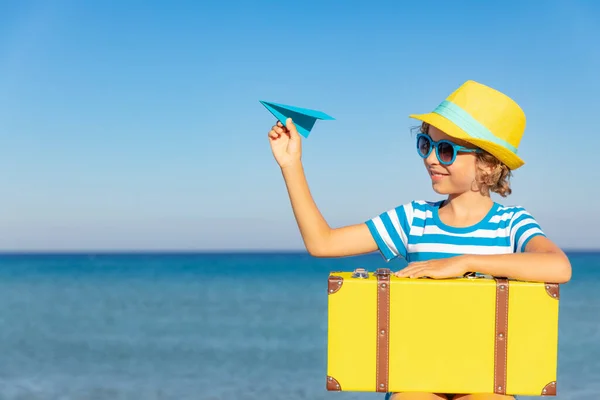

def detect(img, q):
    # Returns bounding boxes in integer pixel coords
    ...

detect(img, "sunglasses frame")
[416,133,482,165]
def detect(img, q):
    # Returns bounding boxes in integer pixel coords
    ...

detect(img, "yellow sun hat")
[409,80,526,170]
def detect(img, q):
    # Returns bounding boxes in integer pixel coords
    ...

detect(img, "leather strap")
[494,278,509,395]
[372,273,511,394]
[376,268,391,392]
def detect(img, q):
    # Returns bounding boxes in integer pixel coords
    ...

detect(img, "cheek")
[447,157,478,181]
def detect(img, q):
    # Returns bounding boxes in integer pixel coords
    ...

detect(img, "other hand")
[268,118,302,169]
[394,256,469,279]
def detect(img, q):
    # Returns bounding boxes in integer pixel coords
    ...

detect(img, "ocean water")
[0,251,597,400]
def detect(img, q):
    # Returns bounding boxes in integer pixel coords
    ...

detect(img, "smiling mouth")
[429,170,449,178]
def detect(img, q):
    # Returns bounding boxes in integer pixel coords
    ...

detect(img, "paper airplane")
[260,100,334,138]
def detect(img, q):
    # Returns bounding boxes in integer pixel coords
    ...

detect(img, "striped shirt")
[365,200,545,263]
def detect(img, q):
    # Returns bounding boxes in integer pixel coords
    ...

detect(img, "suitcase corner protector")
[328,275,343,295]
[544,283,560,300]
[326,375,341,391]
[541,380,557,396]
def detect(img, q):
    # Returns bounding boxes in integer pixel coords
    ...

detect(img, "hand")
[268,118,302,169]
[394,256,469,279]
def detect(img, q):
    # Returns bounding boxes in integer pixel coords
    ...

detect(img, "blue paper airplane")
[260,100,335,138]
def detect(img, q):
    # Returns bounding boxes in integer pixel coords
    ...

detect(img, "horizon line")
[0,248,598,255]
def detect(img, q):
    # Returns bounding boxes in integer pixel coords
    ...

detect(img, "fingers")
[269,128,281,140]
[267,118,300,141]
[396,268,422,278]
[395,262,424,277]
[268,121,290,140]
[410,268,431,278]
[285,118,300,141]
[395,262,433,278]
[396,267,430,278]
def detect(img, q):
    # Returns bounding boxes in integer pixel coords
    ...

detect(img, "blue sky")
[0,0,598,251]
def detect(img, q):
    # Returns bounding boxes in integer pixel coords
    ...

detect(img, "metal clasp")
[351,268,369,279]
[374,268,391,277]
[465,272,493,279]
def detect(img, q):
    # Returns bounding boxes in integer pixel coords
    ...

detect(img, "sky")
[0,0,598,251]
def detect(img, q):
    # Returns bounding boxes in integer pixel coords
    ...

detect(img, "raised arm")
[281,162,377,257]
[268,118,378,258]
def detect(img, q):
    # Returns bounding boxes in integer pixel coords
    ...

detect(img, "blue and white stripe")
[365,200,545,263]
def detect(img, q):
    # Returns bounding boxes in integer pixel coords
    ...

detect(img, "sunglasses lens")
[437,142,455,163]
[417,136,430,157]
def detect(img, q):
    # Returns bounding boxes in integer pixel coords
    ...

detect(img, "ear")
[476,156,495,176]
[472,156,495,195]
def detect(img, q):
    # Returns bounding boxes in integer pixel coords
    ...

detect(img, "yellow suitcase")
[326,267,560,397]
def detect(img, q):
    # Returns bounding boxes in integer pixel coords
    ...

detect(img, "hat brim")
[409,112,525,170]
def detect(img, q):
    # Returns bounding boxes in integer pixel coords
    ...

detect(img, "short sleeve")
[509,207,546,252]
[365,202,413,261]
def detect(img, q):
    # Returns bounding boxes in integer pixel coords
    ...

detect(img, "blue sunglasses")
[416,133,481,165]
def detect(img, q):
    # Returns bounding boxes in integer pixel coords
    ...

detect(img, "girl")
[266,80,571,400]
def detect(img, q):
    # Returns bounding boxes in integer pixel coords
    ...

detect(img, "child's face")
[423,125,480,195]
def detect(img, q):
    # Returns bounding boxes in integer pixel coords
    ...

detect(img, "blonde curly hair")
[418,122,513,197]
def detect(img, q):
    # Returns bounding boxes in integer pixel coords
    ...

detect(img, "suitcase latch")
[374,268,391,277]
[351,268,369,279]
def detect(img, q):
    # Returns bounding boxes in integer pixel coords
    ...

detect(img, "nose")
[424,146,439,166]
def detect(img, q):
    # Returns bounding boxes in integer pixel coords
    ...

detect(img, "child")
[267,80,571,400]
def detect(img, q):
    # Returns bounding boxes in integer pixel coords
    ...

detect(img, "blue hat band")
[432,100,518,154]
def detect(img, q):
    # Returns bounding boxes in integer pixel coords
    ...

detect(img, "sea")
[0,251,597,400]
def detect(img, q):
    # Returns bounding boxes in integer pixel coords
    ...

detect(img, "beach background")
[0,251,597,400]
[1,1,599,399]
